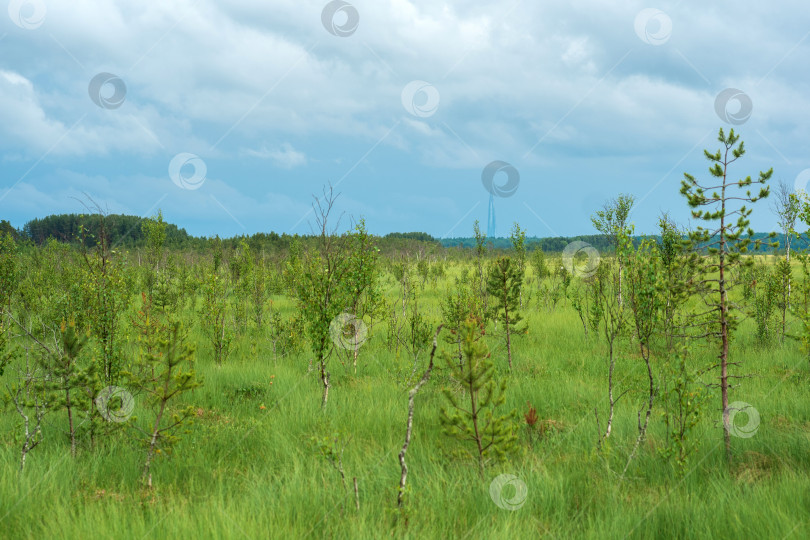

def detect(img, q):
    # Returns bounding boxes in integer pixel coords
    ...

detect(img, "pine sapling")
[440,319,517,474]
[510,223,527,307]
[441,279,483,366]
[486,256,526,370]
[679,127,774,461]
[125,322,201,487]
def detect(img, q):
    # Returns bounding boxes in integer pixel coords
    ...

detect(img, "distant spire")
[487,192,496,239]
[482,161,519,239]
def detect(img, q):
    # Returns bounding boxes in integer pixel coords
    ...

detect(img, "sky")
[0,0,808,239]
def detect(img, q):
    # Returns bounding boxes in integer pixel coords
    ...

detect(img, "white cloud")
[0,70,70,154]
[240,143,306,168]
[1,0,808,236]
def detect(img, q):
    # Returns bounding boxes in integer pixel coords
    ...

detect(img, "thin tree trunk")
[398,327,441,508]
[143,377,170,484]
[787,235,791,306]
[622,345,654,475]
[504,305,513,370]
[16,399,31,472]
[321,364,330,408]
[470,387,484,475]
[720,163,732,462]
[66,388,76,458]
[604,339,616,439]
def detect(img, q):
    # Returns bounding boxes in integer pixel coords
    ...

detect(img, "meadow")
[1,221,809,540]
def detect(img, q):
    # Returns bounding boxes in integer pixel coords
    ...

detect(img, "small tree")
[345,219,380,371]
[567,281,590,337]
[231,239,255,333]
[773,259,791,343]
[0,232,18,315]
[141,210,167,303]
[440,319,517,474]
[397,326,442,509]
[656,214,693,352]
[752,269,778,345]
[250,257,268,328]
[3,343,49,472]
[77,212,128,385]
[200,270,232,365]
[126,322,201,487]
[441,279,483,366]
[391,258,413,318]
[473,220,489,314]
[622,238,663,474]
[530,245,550,285]
[772,180,799,303]
[591,254,627,444]
[660,345,706,477]
[0,232,18,374]
[486,256,526,370]
[287,186,373,407]
[591,193,636,306]
[509,223,527,307]
[679,127,773,461]
[45,320,89,458]
[790,195,810,364]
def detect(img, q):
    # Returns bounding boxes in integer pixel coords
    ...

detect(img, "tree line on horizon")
[0,212,791,257]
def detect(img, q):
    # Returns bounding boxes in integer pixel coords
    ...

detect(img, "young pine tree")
[473,220,489,314]
[126,322,201,487]
[486,256,526,370]
[440,319,517,474]
[45,320,89,458]
[679,127,774,461]
[141,210,167,304]
[510,223,527,307]
[441,278,484,367]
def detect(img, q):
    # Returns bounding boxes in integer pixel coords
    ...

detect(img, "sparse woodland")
[2,130,810,538]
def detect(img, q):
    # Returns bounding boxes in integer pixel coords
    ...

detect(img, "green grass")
[2,260,809,539]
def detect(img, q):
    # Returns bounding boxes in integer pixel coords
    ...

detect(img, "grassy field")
[2,255,810,539]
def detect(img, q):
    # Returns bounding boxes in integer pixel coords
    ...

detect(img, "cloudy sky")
[1,0,808,239]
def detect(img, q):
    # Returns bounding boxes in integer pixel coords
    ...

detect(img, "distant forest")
[0,213,795,255]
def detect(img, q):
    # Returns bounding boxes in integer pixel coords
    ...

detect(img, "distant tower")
[481,160,520,239]
[487,192,497,239]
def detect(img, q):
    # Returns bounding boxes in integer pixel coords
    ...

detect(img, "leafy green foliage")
[530,245,550,281]
[591,194,636,251]
[78,219,129,385]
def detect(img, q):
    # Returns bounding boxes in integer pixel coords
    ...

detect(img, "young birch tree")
[591,193,636,306]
